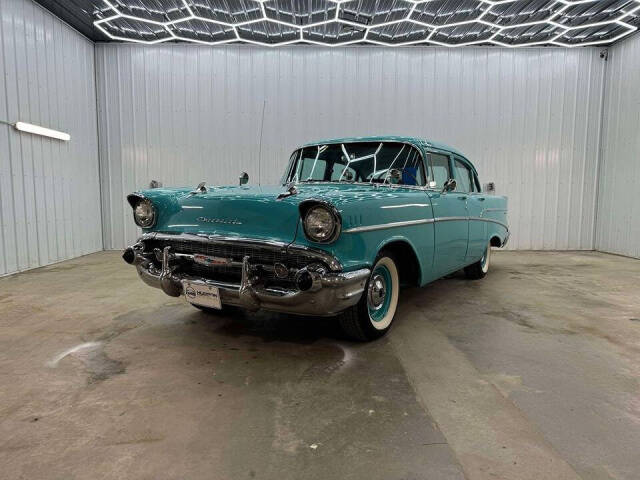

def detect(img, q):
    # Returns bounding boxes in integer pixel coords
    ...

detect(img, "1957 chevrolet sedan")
[123,136,508,341]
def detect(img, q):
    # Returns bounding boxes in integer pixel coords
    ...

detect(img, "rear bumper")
[125,242,369,316]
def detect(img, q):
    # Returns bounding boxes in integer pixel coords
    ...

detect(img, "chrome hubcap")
[368,274,387,310]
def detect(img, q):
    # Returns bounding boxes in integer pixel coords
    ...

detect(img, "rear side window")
[431,153,451,188]
[453,158,473,193]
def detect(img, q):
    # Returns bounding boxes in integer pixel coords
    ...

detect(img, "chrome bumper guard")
[125,242,369,317]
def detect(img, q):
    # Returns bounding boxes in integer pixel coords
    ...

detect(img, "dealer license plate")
[183,281,221,309]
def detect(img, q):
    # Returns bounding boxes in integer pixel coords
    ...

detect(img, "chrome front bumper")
[124,242,369,317]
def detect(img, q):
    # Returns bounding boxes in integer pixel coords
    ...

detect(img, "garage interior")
[1,0,639,479]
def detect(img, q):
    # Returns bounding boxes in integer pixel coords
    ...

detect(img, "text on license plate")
[183,281,221,309]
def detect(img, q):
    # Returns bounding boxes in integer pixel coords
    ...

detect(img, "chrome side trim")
[481,208,508,214]
[440,216,509,231]
[343,218,434,233]
[469,217,509,231]
[140,231,343,271]
[433,216,467,222]
[343,216,509,234]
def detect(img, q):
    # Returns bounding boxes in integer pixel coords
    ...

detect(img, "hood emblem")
[193,254,233,267]
[196,216,242,225]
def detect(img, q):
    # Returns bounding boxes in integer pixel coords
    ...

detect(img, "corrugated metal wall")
[597,34,640,259]
[95,44,606,252]
[0,0,102,275]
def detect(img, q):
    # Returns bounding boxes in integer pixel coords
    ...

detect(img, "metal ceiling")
[39,0,640,47]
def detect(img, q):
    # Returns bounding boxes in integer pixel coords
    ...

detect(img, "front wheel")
[338,253,400,341]
[464,241,491,280]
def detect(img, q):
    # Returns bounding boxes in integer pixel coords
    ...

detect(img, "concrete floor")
[0,251,639,480]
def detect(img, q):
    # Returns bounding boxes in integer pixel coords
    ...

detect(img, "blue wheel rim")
[368,264,392,322]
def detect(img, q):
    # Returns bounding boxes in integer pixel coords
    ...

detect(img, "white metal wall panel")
[0,0,102,275]
[597,34,640,259]
[95,44,605,252]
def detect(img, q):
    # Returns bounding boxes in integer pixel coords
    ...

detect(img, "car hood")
[137,183,427,243]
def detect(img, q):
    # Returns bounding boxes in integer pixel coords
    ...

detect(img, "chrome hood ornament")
[277,182,298,200]
[190,182,208,195]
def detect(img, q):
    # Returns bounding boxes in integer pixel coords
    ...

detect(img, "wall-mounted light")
[14,121,70,141]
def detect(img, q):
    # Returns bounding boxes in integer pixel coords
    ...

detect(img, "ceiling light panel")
[493,22,565,46]
[410,0,490,27]
[186,0,263,24]
[554,20,635,45]
[483,0,560,27]
[265,0,337,26]
[553,0,637,27]
[339,0,414,27]
[110,0,190,22]
[368,21,432,44]
[168,18,237,42]
[93,0,640,46]
[236,19,300,44]
[429,21,500,45]
[303,20,367,44]
[96,16,174,42]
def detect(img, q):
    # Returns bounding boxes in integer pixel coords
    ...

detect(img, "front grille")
[143,237,316,287]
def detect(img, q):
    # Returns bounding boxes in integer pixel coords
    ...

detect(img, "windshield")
[286,142,426,186]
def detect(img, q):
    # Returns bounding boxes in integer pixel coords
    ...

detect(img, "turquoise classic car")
[123,136,509,341]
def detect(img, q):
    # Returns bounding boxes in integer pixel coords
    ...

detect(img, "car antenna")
[257,99,266,186]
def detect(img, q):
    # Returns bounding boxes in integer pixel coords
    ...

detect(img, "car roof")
[299,136,467,158]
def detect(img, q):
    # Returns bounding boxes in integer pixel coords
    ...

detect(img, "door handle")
[478,197,486,201]
[458,196,467,200]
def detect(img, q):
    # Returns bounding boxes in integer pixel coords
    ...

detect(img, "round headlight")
[133,199,155,228]
[304,205,339,243]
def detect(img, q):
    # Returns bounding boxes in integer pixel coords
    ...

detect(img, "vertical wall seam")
[93,40,105,252]
[592,48,609,251]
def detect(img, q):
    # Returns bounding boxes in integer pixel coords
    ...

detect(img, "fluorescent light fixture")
[14,122,70,141]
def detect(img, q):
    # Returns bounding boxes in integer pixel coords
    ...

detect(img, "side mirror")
[239,172,249,185]
[442,178,456,193]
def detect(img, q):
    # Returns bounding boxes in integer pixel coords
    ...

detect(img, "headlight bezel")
[127,193,156,228]
[300,200,341,244]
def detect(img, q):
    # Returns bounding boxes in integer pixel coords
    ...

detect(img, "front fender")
[375,235,430,285]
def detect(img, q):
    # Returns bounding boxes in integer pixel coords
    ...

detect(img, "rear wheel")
[464,241,491,280]
[338,252,400,341]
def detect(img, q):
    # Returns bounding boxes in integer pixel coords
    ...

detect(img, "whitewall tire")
[464,241,491,280]
[339,252,400,341]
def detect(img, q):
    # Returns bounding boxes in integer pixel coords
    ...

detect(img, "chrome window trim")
[140,232,343,271]
[287,181,431,192]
